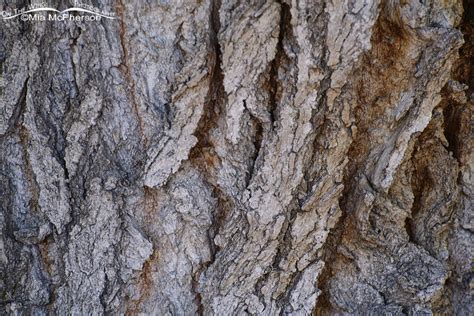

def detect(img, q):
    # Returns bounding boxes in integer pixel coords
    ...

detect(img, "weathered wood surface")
[0,0,472,314]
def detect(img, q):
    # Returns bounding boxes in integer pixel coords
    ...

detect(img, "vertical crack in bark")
[245,0,288,190]
[3,76,29,138]
[266,1,286,128]
[443,0,473,162]
[441,3,473,310]
[273,207,300,308]
[67,25,81,116]
[189,0,224,172]
[187,0,225,313]
[299,0,331,199]
[15,78,40,213]
[191,267,205,316]
[313,5,412,311]
[249,2,295,307]
[116,0,146,145]
[244,99,263,188]
[406,154,429,245]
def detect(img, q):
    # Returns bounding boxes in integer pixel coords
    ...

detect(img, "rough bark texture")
[0,0,473,315]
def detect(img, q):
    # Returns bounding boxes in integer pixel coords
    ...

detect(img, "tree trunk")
[0,0,472,314]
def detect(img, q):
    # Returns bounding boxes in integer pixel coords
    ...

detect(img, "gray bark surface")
[0,0,473,314]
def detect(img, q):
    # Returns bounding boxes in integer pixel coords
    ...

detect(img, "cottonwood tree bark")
[0,0,472,314]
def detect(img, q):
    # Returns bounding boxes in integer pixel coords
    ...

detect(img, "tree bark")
[0,0,472,314]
